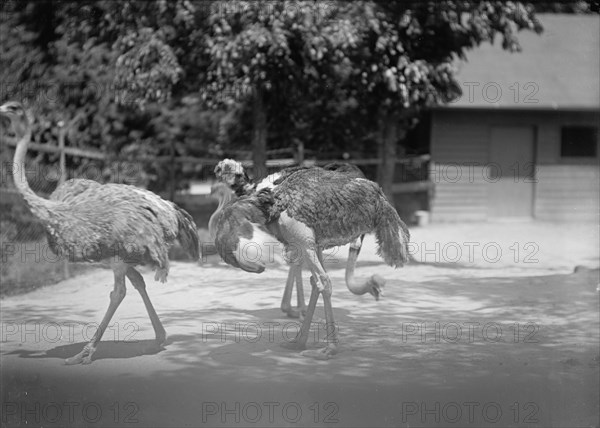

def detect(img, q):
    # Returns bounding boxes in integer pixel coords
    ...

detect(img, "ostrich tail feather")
[175,206,200,260]
[375,199,410,268]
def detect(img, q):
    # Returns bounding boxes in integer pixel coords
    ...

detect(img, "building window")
[560,126,598,157]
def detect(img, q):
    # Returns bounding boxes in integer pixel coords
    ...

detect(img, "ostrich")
[0,102,199,365]
[214,159,409,358]
[212,161,385,318]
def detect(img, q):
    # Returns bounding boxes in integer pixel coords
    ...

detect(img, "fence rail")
[3,135,432,200]
[4,136,431,172]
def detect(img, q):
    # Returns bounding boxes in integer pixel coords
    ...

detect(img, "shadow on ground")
[7,339,167,361]
[1,267,598,427]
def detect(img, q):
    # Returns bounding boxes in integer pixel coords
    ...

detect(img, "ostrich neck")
[208,191,235,239]
[12,129,55,222]
[232,176,256,197]
[344,245,371,295]
[217,191,234,210]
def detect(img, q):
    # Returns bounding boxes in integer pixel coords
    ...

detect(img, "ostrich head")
[0,101,32,138]
[214,158,249,188]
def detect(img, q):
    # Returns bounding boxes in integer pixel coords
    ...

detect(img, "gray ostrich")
[210,162,386,319]
[0,102,199,365]
[213,159,409,359]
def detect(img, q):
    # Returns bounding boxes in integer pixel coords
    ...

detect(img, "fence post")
[57,120,71,280]
[296,140,305,166]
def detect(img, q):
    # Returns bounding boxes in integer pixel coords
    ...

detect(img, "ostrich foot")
[283,306,307,319]
[298,307,308,322]
[367,274,386,301]
[155,331,167,347]
[153,323,167,346]
[301,344,337,360]
[65,344,97,365]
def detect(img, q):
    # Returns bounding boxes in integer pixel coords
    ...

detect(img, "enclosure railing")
[3,137,432,192]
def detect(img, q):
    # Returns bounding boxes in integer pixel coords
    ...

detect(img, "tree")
[201,0,356,178]
[0,0,218,193]
[335,1,542,198]
[193,0,544,188]
[533,0,599,13]
[1,0,547,196]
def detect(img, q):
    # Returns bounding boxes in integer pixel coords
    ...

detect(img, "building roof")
[446,14,599,110]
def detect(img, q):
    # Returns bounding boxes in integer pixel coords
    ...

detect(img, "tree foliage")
[2,0,579,193]
[0,0,216,192]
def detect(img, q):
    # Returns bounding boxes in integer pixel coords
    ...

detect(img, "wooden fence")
[4,137,432,192]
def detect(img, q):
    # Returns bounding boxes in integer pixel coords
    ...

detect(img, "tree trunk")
[378,111,398,200]
[169,141,176,202]
[378,111,409,201]
[252,89,268,180]
[58,123,70,280]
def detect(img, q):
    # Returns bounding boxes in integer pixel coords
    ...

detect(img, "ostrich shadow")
[6,334,197,362]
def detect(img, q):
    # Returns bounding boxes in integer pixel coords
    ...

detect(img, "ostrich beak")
[0,105,9,115]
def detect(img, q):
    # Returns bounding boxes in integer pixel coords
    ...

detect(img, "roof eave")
[432,104,600,112]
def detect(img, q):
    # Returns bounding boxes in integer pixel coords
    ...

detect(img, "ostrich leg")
[65,263,127,365]
[294,267,306,315]
[304,248,337,359]
[291,247,338,360]
[288,273,320,350]
[126,267,167,344]
[280,264,297,316]
[280,264,307,318]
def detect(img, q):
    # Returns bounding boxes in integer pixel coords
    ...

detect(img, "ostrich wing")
[214,191,275,273]
[45,183,198,268]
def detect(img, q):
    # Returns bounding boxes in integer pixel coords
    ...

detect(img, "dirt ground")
[1,221,599,427]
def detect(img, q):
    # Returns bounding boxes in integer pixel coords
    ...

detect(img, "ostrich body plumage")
[213,189,273,273]
[269,168,409,261]
[44,179,198,280]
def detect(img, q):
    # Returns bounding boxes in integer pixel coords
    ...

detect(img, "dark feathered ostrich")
[0,102,199,365]
[214,159,409,359]
[211,161,386,319]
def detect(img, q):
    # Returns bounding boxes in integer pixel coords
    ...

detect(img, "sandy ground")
[1,221,599,427]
